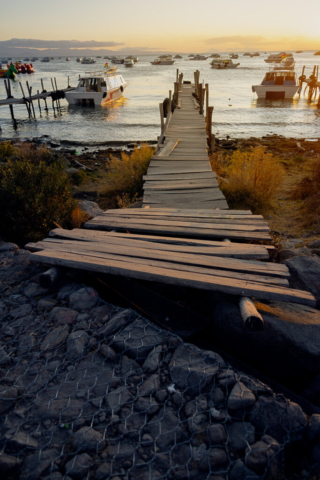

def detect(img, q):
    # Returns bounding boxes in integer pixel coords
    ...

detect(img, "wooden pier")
[27,70,316,310]
[0,77,74,126]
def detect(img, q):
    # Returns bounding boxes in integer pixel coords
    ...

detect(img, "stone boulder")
[285,255,320,299]
[78,200,104,219]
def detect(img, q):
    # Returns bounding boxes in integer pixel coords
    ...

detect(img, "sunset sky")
[1,0,320,52]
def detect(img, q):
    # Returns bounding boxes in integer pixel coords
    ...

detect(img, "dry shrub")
[105,143,154,198]
[116,193,136,209]
[14,142,55,164]
[215,147,284,213]
[0,141,15,159]
[0,160,76,243]
[292,160,320,227]
[70,206,90,228]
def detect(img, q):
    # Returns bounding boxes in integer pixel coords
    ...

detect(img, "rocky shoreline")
[0,241,320,479]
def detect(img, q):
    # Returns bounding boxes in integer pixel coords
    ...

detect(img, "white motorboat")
[264,52,287,63]
[210,58,240,69]
[65,67,127,107]
[151,56,175,65]
[81,57,96,64]
[66,58,71,61]
[41,57,50,63]
[190,54,207,60]
[252,68,299,99]
[111,57,124,64]
[76,57,82,63]
[124,58,134,67]
[274,55,295,71]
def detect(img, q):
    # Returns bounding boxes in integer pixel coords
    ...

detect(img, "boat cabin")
[262,70,297,86]
[77,68,125,93]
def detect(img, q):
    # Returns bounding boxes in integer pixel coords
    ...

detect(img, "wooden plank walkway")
[26,73,317,308]
[142,82,229,209]
[27,229,316,306]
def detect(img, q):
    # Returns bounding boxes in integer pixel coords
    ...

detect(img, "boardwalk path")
[142,82,228,209]
[27,74,316,307]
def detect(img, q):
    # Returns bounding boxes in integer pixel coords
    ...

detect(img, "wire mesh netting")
[0,249,319,480]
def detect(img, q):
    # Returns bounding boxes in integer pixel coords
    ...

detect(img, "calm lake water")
[0,53,319,143]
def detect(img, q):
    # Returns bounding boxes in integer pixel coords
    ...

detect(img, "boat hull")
[211,63,239,69]
[150,61,175,65]
[252,85,299,99]
[65,85,127,106]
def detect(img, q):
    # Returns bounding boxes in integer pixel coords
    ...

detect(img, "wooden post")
[41,79,48,110]
[26,81,36,118]
[159,103,164,133]
[39,267,62,288]
[199,87,204,115]
[37,89,42,115]
[239,297,264,331]
[176,68,179,82]
[194,71,197,94]
[207,106,214,152]
[54,78,61,109]
[50,78,56,114]
[4,80,15,124]
[205,83,209,120]
[169,90,172,113]
[19,82,31,118]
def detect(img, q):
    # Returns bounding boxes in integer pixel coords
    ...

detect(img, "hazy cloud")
[205,35,266,47]
[0,38,124,48]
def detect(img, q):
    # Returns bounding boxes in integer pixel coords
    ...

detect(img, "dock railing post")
[41,79,48,111]
[19,82,31,118]
[176,68,179,82]
[205,83,209,120]
[159,103,164,133]
[207,106,214,152]
[169,90,172,113]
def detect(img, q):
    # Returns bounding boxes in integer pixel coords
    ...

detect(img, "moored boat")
[41,57,50,63]
[124,58,134,68]
[264,52,287,63]
[64,67,127,106]
[66,58,71,61]
[252,68,299,99]
[190,54,207,60]
[151,56,175,65]
[81,57,96,64]
[76,57,82,62]
[230,54,239,59]
[210,58,240,69]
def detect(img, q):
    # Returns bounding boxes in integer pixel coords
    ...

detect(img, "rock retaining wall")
[0,242,319,479]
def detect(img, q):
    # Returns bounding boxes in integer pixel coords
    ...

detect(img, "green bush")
[70,169,88,186]
[0,160,76,243]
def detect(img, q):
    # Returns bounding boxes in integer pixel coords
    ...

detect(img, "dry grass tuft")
[292,160,320,228]
[70,207,90,229]
[212,147,284,213]
[105,144,154,198]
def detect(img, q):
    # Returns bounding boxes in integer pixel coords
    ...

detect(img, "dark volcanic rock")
[284,255,320,299]
[249,396,307,443]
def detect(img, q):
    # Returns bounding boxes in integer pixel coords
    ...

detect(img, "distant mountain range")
[0,39,173,58]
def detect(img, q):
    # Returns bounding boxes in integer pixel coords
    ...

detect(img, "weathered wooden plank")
[142,201,230,210]
[29,250,316,307]
[158,139,180,157]
[30,239,288,287]
[49,228,272,260]
[104,208,259,218]
[143,181,219,191]
[143,172,217,181]
[85,220,271,241]
[87,216,269,232]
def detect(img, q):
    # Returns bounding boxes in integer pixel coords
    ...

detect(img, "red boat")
[14,62,35,74]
